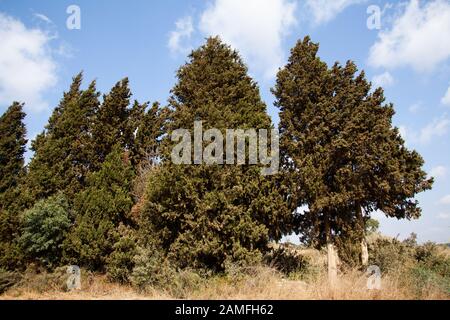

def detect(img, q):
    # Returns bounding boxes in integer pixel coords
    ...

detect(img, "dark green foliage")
[264,246,311,276]
[0,102,27,269]
[91,78,164,169]
[273,37,432,252]
[0,102,27,200]
[19,194,71,268]
[63,145,135,271]
[131,102,166,166]
[106,224,137,284]
[139,37,292,272]
[92,78,133,167]
[26,73,100,201]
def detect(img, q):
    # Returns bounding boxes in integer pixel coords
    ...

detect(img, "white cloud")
[408,102,422,114]
[418,115,450,144]
[304,0,365,25]
[372,71,394,88]
[199,0,297,78]
[438,212,450,219]
[399,114,450,145]
[0,13,57,112]
[429,165,448,179]
[369,0,450,72]
[168,16,194,55]
[440,194,450,205]
[442,85,450,106]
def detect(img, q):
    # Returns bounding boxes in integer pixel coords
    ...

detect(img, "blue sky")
[0,0,449,243]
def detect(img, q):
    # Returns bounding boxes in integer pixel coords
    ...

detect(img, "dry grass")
[1,266,448,300]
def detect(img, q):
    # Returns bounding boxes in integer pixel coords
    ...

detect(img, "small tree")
[63,145,134,270]
[19,194,71,268]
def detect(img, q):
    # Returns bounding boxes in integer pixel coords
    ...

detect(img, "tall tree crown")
[273,37,432,246]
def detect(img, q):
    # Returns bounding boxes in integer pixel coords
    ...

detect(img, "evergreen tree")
[273,37,432,278]
[26,73,100,202]
[63,144,134,271]
[0,102,27,269]
[138,37,291,272]
[0,102,27,200]
[92,78,133,167]
[131,101,165,167]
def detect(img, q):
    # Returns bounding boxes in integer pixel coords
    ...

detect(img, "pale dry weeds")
[1,266,448,300]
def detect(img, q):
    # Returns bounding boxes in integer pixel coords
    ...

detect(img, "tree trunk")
[325,213,337,283]
[356,204,369,266]
[360,236,369,266]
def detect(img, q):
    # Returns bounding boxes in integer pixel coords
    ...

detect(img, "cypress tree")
[0,102,27,208]
[26,73,100,202]
[131,101,165,167]
[273,37,432,278]
[63,144,134,270]
[138,37,291,272]
[92,78,133,167]
[0,102,27,269]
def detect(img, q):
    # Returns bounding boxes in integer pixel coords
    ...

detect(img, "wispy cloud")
[304,0,366,25]
[372,71,394,88]
[418,115,450,144]
[408,102,422,114]
[442,85,450,106]
[440,194,450,205]
[437,212,450,220]
[399,114,450,145]
[168,16,194,55]
[429,165,448,179]
[33,13,52,24]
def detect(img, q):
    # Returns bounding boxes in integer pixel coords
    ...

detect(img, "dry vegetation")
[1,239,449,300]
[1,266,447,300]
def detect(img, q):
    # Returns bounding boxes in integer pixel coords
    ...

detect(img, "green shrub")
[408,265,450,297]
[130,244,176,291]
[368,236,450,298]
[106,224,136,284]
[130,243,205,298]
[368,237,415,274]
[19,194,71,268]
[0,241,24,271]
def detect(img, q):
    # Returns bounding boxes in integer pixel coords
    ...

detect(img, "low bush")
[19,194,71,269]
[106,224,137,284]
[0,268,22,294]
